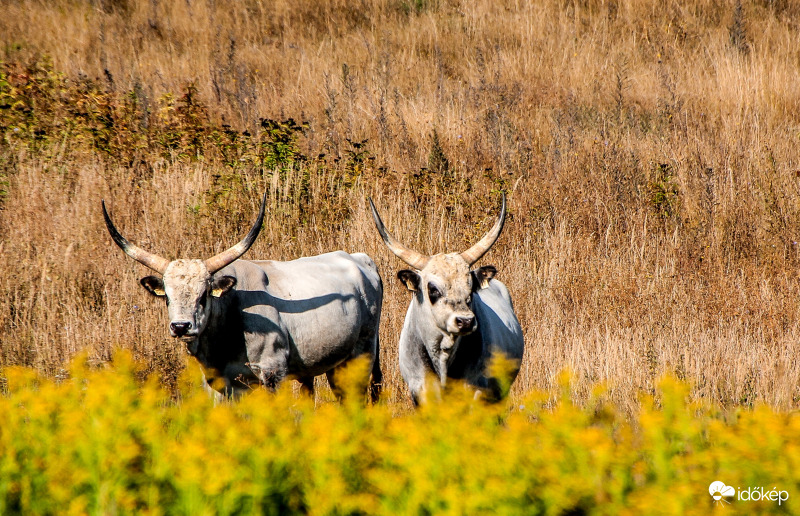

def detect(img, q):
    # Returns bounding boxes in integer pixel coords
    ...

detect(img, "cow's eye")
[428,283,442,304]
[198,294,207,309]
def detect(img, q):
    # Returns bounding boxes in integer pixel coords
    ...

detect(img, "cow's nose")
[455,316,475,330]
[170,321,191,337]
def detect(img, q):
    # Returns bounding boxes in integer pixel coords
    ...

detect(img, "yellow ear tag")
[211,288,225,298]
[403,280,418,292]
[154,287,166,296]
[480,278,491,289]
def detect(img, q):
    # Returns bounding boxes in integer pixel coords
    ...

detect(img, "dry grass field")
[2,0,800,412]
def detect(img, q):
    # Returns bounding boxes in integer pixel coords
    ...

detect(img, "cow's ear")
[140,276,166,297]
[397,270,421,292]
[472,265,497,291]
[211,276,237,297]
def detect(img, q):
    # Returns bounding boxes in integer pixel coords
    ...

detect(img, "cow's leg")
[401,372,425,406]
[202,377,227,405]
[350,323,382,404]
[325,369,344,401]
[366,335,382,403]
[399,341,426,406]
[328,348,381,404]
[406,376,425,406]
[298,376,315,398]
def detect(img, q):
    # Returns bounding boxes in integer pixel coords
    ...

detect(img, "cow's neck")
[407,296,461,384]
[191,295,246,378]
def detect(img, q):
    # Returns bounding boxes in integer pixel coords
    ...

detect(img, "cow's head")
[369,193,505,337]
[102,195,266,343]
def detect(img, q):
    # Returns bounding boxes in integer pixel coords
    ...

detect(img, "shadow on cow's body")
[441,280,524,398]
[398,275,523,402]
[182,253,383,400]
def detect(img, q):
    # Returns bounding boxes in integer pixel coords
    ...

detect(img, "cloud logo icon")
[709,481,735,501]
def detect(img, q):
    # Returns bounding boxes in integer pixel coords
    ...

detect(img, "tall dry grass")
[2,0,800,411]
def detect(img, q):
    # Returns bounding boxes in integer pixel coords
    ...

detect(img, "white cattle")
[370,194,523,403]
[103,195,382,400]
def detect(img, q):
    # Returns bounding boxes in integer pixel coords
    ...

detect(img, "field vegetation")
[1,354,799,514]
[3,0,800,410]
[2,0,800,512]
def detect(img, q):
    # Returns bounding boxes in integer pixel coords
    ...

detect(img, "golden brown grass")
[2,0,800,412]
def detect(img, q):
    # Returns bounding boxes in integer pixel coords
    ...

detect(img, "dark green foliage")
[427,129,449,175]
[648,163,679,218]
[258,118,308,171]
[342,138,371,188]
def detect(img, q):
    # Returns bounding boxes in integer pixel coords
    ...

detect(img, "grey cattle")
[103,195,382,401]
[370,194,523,403]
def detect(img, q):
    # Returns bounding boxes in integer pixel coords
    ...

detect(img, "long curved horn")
[460,192,506,266]
[204,193,267,274]
[102,200,170,274]
[369,198,430,270]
